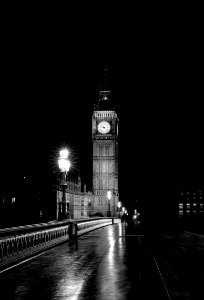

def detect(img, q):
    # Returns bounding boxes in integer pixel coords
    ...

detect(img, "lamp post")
[58,148,71,220]
[107,191,111,217]
[117,201,121,218]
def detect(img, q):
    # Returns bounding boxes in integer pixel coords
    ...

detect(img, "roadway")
[0,221,203,299]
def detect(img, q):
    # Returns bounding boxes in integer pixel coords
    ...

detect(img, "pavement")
[1,221,203,299]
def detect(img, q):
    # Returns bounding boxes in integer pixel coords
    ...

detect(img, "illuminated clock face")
[98,121,111,134]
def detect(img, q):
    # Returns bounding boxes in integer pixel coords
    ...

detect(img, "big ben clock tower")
[92,70,119,217]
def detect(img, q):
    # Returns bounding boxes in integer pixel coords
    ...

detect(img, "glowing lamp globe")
[107,191,112,200]
[59,149,69,159]
[58,158,71,172]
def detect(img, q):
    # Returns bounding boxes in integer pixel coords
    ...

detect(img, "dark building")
[178,189,204,229]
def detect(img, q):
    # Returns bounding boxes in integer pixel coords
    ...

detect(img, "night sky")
[1,8,203,219]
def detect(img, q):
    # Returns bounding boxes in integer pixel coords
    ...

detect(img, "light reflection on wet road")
[0,222,169,299]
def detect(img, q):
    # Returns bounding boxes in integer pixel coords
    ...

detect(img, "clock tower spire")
[95,66,115,111]
[100,65,110,92]
[92,67,119,217]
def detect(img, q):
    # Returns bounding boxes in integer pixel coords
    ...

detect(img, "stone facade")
[92,90,119,217]
[56,178,93,220]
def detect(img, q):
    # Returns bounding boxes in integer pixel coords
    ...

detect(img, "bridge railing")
[0,217,119,271]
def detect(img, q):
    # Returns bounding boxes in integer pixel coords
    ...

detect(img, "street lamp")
[117,201,121,218]
[107,191,112,217]
[58,148,71,220]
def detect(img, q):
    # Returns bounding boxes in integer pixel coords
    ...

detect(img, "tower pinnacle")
[94,65,115,110]
[99,66,111,102]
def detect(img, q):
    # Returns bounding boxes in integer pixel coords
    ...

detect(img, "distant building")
[0,176,43,226]
[178,189,203,217]
[0,174,94,225]
[56,176,93,220]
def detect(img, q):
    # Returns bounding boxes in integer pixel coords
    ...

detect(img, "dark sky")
[1,7,203,214]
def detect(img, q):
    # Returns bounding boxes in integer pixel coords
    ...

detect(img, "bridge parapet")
[0,218,119,271]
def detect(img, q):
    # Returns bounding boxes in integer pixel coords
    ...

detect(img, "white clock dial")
[98,121,111,134]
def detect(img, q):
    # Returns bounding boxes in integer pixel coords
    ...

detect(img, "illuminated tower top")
[94,66,115,111]
[100,65,110,92]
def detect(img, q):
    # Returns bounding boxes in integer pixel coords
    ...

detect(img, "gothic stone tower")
[92,80,119,217]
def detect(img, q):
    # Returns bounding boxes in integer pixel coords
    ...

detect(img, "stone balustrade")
[0,218,118,271]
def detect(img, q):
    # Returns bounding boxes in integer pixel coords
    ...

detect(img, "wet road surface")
[0,222,179,299]
[153,230,204,300]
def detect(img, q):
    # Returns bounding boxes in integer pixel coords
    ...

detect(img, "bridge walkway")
[0,221,190,299]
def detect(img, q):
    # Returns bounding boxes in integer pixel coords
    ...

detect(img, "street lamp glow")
[58,158,71,172]
[107,191,112,217]
[117,201,122,218]
[58,147,71,220]
[58,148,71,172]
[107,191,112,200]
[59,149,69,159]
